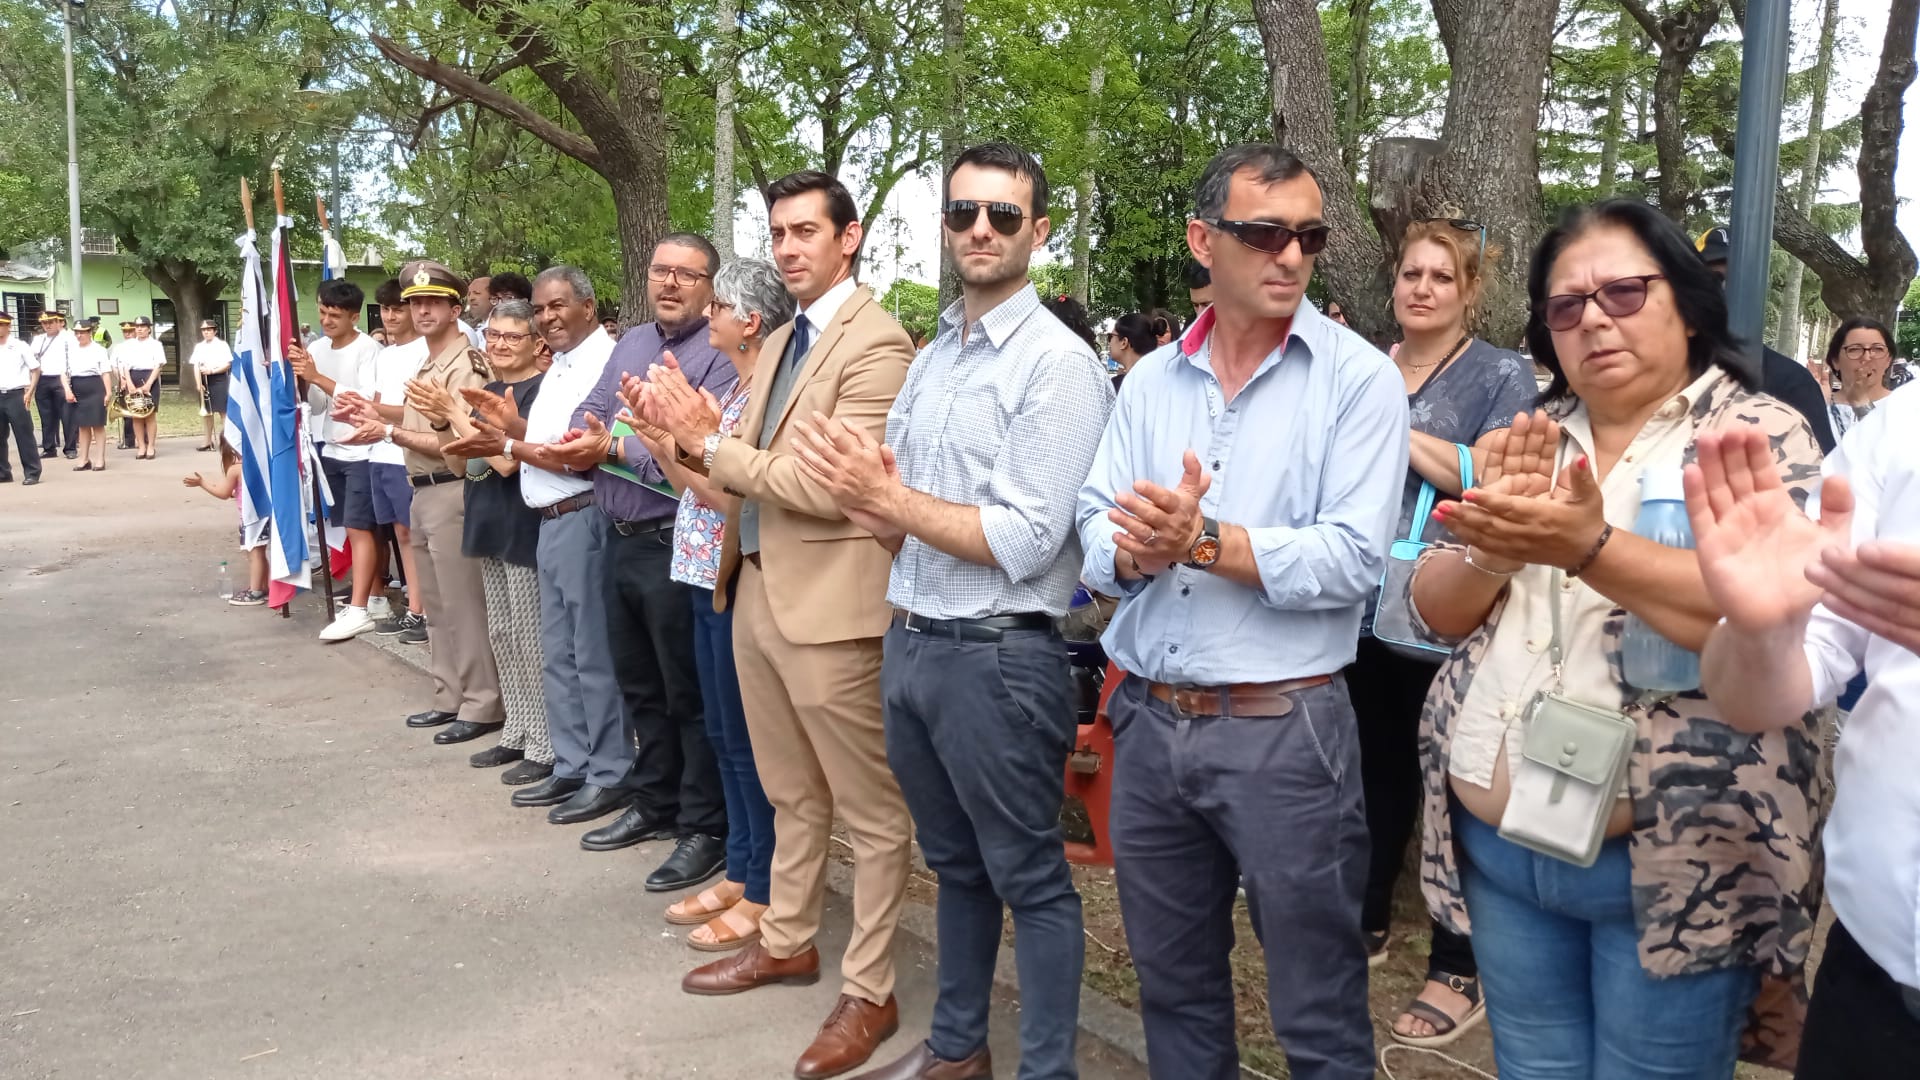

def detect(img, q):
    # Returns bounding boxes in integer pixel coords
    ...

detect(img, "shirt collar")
[1178,297,1325,381]
[798,276,859,329]
[556,326,612,365]
[935,283,1042,349]
[658,316,711,348]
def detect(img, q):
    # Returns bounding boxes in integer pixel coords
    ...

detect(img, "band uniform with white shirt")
[0,310,41,484]
[32,311,75,458]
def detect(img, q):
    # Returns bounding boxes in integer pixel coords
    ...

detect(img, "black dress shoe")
[578,805,675,852]
[22,477,38,486]
[500,759,553,786]
[405,709,459,729]
[645,833,728,891]
[510,774,583,807]
[433,720,503,745]
[546,784,626,825]
[63,450,77,460]
[469,743,524,768]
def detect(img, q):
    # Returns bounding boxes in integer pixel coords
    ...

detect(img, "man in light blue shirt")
[1074,144,1409,1080]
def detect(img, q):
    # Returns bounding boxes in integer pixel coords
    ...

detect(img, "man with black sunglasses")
[793,141,1114,1080]
[1076,143,1407,1080]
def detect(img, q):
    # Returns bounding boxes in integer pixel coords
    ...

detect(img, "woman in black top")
[410,299,550,784]
[1106,312,1157,390]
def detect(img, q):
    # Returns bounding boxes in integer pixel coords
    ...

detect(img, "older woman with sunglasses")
[1401,199,1827,1078]
[1823,317,1897,441]
[1356,217,1535,1050]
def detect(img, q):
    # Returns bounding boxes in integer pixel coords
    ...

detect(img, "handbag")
[1496,570,1638,867]
[1371,442,1474,660]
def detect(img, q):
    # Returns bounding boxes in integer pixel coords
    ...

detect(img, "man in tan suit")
[642,170,915,1079]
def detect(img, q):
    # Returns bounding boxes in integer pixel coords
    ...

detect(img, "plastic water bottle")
[216,561,233,600]
[1621,468,1700,691]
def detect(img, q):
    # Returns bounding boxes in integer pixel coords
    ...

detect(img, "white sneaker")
[319,606,376,643]
[367,595,393,620]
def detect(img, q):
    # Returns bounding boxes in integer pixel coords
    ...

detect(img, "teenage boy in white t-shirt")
[365,278,431,642]
[290,279,385,642]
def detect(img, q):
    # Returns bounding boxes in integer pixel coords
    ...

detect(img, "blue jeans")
[692,591,774,903]
[1454,808,1759,1080]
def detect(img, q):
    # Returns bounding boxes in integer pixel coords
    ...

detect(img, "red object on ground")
[1063,660,1123,866]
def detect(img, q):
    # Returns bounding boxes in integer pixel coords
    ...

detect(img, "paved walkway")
[0,439,1149,1079]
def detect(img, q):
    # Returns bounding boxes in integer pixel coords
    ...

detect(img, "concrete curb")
[356,632,1152,1065]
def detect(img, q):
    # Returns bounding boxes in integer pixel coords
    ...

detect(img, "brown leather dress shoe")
[681,941,820,996]
[851,1040,991,1079]
[795,993,900,1079]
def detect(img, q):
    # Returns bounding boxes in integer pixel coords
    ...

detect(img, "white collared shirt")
[369,337,429,466]
[33,330,72,377]
[190,338,234,374]
[1804,384,1920,992]
[0,337,36,390]
[66,341,110,377]
[115,337,166,375]
[519,326,614,508]
[797,275,858,338]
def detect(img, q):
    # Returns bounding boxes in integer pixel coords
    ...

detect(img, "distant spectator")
[1149,307,1180,347]
[1105,311,1156,391]
[1325,300,1350,326]
[1041,294,1100,353]
[1823,317,1896,442]
[600,317,621,340]
[489,271,533,303]
[1183,258,1213,310]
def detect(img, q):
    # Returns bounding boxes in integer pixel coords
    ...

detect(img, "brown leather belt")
[538,492,597,520]
[1146,675,1332,718]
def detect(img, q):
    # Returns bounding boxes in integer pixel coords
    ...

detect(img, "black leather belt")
[410,471,459,488]
[610,514,674,536]
[539,492,597,520]
[0,386,24,394]
[893,610,1054,642]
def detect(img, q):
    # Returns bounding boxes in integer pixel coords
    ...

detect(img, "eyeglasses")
[704,299,736,317]
[1538,274,1665,332]
[482,328,533,345]
[647,265,712,287]
[1840,343,1891,359]
[942,200,1026,236]
[1203,218,1331,256]
[1418,216,1487,257]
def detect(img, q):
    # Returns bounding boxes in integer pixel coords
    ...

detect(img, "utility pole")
[1724,0,1790,371]
[63,0,84,317]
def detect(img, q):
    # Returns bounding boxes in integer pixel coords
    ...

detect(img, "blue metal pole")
[1725,0,1792,372]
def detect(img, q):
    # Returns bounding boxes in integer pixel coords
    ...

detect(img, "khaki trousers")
[733,558,911,1004]
[409,481,503,725]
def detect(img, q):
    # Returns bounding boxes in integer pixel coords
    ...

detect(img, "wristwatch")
[702,432,723,470]
[381,423,395,444]
[1184,516,1222,569]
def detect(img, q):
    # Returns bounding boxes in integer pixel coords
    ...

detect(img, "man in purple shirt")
[543,233,739,890]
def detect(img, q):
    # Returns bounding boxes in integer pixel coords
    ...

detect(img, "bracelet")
[1566,523,1614,579]
[431,420,451,432]
[502,438,515,460]
[1463,549,1517,578]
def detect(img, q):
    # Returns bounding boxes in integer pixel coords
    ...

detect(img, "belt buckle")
[902,612,926,634]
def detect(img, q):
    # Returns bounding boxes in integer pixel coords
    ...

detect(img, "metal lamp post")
[63,0,84,317]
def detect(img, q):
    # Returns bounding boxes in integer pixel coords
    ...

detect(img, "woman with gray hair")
[625,258,792,951]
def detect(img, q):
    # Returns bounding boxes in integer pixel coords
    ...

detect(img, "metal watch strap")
[702,432,722,470]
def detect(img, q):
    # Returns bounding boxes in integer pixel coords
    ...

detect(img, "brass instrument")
[120,389,156,418]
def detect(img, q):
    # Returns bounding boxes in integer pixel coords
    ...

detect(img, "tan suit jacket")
[709,284,913,645]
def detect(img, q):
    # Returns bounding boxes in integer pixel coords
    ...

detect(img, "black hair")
[1193,144,1318,219]
[1524,198,1755,404]
[1823,316,1895,365]
[374,278,404,308]
[489,271,532,301]
[1149,308,1181,340]
[317,278,364,314]
[765,171,859,235]
[945,141,1049,219]
[657,232,721,276]
[1041,294,1099,353]
[1111,312,1157,356]
[1182,258,1212,289]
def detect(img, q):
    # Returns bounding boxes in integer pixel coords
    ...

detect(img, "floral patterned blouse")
[1404,373,1828,1070]
[670,381,751,590]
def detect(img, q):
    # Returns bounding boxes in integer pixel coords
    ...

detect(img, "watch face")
[1190,536,1221,566]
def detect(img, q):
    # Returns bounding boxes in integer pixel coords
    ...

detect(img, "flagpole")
[273,170,336,621]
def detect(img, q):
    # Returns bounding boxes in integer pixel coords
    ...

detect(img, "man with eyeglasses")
[1696,225,1837,453]
[534,235,734,888]
[1075,143,1407,1080]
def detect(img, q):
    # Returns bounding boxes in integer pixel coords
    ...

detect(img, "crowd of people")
[17,137,1913,1080]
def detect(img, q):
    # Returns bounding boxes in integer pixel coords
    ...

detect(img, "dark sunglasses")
[1418,216,1487,257]
[1203,218,1330,256]
[1538,274,1665,332]
[943,200,1026,235]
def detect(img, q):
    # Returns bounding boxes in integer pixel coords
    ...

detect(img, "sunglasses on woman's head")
[1417,216,1487,258]
[943,200,1026,236]
[1538,274,1665,332]
[1203,218,1331,255]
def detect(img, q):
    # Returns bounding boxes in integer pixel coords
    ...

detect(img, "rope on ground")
[1378,1043,1499,1080]
[1238,1064,1284,1080]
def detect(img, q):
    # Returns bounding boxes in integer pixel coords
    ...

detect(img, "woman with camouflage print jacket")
[1403,201,1827,1079]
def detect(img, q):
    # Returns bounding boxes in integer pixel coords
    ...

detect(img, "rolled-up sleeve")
[1242,358,1410,610]
[984,350,1115,582]
[1077,380,1136,597]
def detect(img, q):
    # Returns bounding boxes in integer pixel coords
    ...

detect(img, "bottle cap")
[1640,466,1686,503]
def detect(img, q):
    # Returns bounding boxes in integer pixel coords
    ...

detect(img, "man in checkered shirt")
[792,141,1113,1080]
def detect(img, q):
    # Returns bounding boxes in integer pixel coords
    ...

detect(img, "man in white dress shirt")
[32,310,75,459]
[0,311,41,484]
[1692,386,1920,1080]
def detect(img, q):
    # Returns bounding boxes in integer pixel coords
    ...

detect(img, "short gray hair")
[1192,144,1317,220]
[712,258,794,339]
[534,265,595,303]
[489,299,535,330]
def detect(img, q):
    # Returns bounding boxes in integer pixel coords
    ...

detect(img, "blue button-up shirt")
[577,317,734,524]
[1075,301,1409,684]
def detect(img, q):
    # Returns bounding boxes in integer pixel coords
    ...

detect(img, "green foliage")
[879,279,940,341]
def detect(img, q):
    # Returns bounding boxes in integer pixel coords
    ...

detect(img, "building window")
[81,229,118,255]
[97,298,119,315]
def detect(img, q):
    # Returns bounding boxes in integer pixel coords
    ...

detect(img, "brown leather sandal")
[688,901,765,953]
[664,881,744,926]
[1390,972,1485,1048]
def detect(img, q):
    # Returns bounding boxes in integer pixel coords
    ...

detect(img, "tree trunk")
[1617,0,1723,221]
[1596,16,1632,198]
[937,0,967,309]
[1342,0,1375,178]
[1774,0,1840,357]
[608,168,670,324]
[140,259,226,402]
[1071,57,1105,308]
[711,1,739,262]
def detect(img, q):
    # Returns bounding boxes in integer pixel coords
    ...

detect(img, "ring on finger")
[1145,529,1158,545]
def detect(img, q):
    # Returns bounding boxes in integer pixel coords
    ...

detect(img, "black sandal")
[1390,972,1485,1048]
